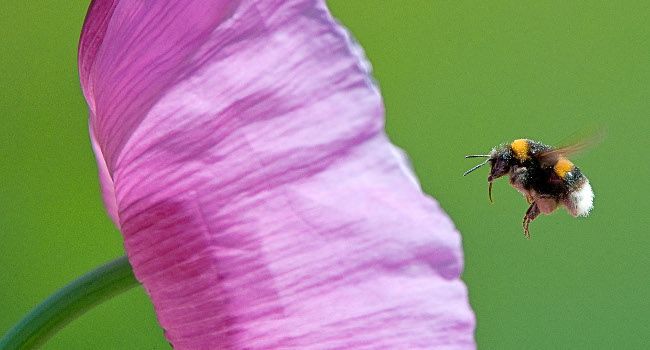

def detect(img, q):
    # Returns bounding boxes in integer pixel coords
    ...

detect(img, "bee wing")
[538,130,605,166]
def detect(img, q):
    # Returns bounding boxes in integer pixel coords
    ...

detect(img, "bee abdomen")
[555,158,585,190]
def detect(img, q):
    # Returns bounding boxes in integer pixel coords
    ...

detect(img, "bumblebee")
[464,138,594,239]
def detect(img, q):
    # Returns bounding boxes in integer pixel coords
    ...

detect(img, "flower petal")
[80,1,475,349]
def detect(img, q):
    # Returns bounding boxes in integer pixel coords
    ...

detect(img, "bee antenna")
[463,159,489,176]
[464,154,491,158]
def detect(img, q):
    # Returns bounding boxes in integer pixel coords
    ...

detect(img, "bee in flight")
[464,138,595,239]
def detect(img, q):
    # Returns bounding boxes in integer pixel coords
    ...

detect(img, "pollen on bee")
[554,157,574,178]
[511,139,529,160]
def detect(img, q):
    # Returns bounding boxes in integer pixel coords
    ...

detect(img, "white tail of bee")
[568,180,594,217]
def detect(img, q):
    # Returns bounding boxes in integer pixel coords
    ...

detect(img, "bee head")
[463,145,513,179]
[487,147,513,182]
[464,146,514,203]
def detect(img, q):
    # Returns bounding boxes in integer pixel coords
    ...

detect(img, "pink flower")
[79,1,475,349]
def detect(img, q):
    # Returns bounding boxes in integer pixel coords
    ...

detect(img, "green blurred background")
[1,1,649,349]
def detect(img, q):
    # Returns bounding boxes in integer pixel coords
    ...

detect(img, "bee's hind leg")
[522,202,540,239]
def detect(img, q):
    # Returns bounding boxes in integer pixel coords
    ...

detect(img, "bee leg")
[522,202,540,239]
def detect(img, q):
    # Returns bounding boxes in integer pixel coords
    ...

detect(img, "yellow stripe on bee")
[554,157,574,178]
[511,139,529,160]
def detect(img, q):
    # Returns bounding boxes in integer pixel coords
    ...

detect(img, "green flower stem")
[0,256,138,350]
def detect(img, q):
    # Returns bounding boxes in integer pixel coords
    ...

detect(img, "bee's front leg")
[522,202,540,239]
